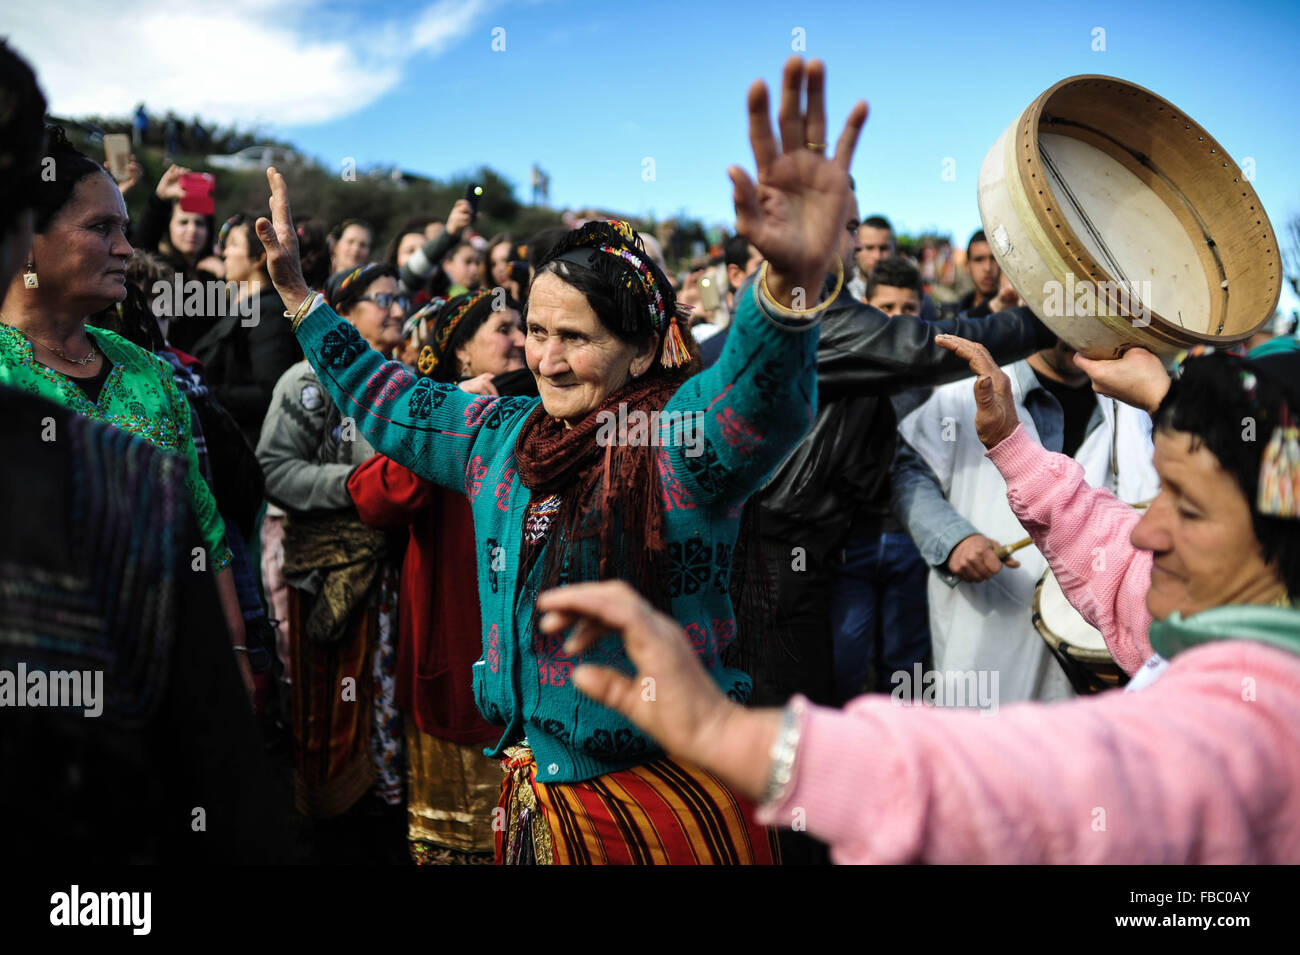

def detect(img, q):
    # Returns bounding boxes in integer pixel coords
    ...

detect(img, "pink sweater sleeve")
[756,643,1300,863]
[986,424,1154,673]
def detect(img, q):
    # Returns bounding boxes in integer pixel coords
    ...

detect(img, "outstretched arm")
[662,57,867,504]
[816,303,1052,398]
[935,334,1155,669]
[253,169,531,492]
[544,579,1300,864]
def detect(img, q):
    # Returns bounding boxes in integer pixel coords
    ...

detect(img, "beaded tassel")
[1258,405,1300,518]
[660,315,689,368]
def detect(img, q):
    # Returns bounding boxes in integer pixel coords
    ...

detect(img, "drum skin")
[1033,568,1128,694]
[978,75,1282,362]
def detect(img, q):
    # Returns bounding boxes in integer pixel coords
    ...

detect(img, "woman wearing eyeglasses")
[255,263,410,855]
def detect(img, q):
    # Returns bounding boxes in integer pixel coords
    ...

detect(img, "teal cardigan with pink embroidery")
[292,286,817,783]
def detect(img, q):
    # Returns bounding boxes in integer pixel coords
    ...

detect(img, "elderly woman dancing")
[540,334,1300,863]
[255,57,866,864]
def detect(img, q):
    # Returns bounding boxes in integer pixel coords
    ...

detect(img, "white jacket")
[896,360,1161,703]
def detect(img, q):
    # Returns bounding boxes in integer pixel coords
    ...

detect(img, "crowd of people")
[2,41,1297,866]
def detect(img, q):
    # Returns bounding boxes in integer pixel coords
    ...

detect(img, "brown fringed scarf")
[513,375,680,612]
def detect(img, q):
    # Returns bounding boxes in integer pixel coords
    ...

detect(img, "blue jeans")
[830,530,932,704]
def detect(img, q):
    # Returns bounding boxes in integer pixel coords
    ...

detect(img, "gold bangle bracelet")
[757,256,844,318]
[290,292,319,331]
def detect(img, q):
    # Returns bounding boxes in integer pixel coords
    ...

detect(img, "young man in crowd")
[941,228,1002,318]
[830,254,934,710]
[863,254,922,317]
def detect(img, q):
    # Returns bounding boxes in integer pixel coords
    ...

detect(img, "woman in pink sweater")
[536,336,1300,863]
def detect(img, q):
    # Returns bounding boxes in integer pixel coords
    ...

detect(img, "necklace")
[1,320,99,366]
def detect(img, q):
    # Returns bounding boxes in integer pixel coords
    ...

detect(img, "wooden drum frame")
[978,75,1282,361]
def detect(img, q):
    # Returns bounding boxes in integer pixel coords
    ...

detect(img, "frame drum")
[978,75,1282,361]
[1032,568,1127,694]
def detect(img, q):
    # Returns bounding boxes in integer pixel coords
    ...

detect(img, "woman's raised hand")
[155,164,189,200]
[731,57,868,309]
[255,167,311,315]
[934,334,1021,449]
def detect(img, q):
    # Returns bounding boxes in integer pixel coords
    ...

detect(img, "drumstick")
[995,536,1032,561]
[994,499,1154,560]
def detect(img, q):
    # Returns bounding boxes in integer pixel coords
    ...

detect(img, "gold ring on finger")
[805,142,827,153]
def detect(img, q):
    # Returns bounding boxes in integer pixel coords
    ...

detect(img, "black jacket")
[190,286,303,449]
[735,280,1053,535]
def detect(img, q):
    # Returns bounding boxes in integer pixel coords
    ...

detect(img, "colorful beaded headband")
[555,220,691,368]
[216,215,242,254]
[324,262,389,312]
[337,263,384,294]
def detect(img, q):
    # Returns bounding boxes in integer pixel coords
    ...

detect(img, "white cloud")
[5,0,493,127]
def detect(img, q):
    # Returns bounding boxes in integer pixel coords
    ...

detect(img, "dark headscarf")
[412,288,501,383]
[323,263,397,314]
[1158,342,1300,596]
[536,220,694,372]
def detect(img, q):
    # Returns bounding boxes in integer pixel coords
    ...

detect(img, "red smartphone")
[178,172,216,216]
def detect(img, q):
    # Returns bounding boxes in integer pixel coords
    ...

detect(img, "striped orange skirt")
[496,744,780,865]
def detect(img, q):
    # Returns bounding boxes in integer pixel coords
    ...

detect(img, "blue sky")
[11,0,1300,252]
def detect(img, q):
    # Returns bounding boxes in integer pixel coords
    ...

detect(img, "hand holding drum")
[1073,347,1171,414]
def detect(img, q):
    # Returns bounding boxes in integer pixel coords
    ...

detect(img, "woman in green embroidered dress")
[0,128,252,700]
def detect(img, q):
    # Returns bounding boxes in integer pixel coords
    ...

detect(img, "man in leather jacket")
[713,195,1053,704]
[715,196,1052,864]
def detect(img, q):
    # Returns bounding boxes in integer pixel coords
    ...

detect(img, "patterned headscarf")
[414,288,499,382]
[323,263,396,313]
[540,220,692,368]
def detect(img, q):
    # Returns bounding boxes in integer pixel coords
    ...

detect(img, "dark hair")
[295,216,331,288]
[125,249,176,293]
[219,213,266,266]
[525,226,569,269]
[968,229,989,254]
[1153,350,1300,599]
[862,215,893,233]
[0,41,48,238]
[323,262,398,314]
[88,280,165,353]
[330,217,373,243]
[530,222,699,382]
[723,235,755,271]
[32,126,113,234]
[382,216,436,268]
[866,254,922,299]
[486,232,518,258]
[444,240,477,263]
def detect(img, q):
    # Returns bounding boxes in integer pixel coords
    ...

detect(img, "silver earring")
[22,258,38,290]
